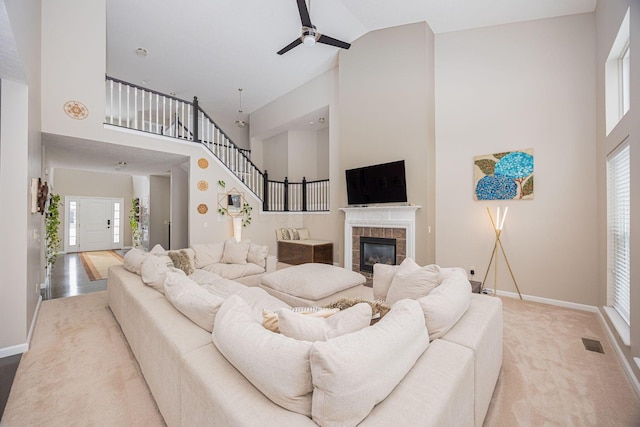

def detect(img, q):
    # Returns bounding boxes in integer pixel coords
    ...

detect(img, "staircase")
[105,76,329,212]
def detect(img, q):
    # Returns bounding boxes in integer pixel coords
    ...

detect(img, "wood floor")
[1,250,126,420]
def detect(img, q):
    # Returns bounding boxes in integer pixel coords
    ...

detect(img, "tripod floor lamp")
[482,206,523,300]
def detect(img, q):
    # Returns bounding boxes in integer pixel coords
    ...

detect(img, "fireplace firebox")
[359,237,396,273]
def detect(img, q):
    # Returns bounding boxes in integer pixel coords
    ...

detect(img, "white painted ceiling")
[106,0,597,131]
[30,0,598,177]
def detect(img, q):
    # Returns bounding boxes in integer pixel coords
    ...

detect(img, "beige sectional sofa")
[108,256,502,426]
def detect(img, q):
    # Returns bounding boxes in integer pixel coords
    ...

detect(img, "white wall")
[1,0,42,356]
[595,0,640,381]
[435,13,597,305]
[262,131,288,181]
[288,130,318,181]
[0,79,30,353]
[339,22,435,265]
[170,163,189,249]
[149,175,170,249]
[317,127,330,179]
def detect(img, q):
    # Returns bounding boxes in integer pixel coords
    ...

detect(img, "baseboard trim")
[27,295,42,346]
[0,295,42,358]
[496,290,598,312]
[596,309,640,400]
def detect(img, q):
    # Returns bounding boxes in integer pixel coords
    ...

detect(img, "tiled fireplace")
[340,206,419,285]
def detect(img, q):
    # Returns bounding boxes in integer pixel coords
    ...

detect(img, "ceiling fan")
[277,0,351,55]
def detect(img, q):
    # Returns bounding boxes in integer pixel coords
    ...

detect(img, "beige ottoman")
[260,263,372,307]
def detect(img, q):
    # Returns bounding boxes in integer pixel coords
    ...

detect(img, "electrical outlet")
[470,266,476,276]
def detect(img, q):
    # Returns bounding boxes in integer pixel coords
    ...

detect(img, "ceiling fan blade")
[296,0,312,28]
[317,34,351,50]
[277,38,303,55]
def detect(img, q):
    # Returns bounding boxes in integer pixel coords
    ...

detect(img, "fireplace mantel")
[340,206,420,271]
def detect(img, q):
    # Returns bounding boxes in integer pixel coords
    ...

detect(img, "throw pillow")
[309,299,429,426]
[168,248,195,275]
[297,228,310,240]
[247,242,269,268]
[150,244,167,255]
[123,248,148,275]
[213,295,313,416]
[288,228,300,240]
[140,254,177,294]
[386,263,441,305]
[262,307,340,333]
[278,303,372,341]
[221,239,250,264]
[324,298,391,323]
[278,228,291,241]
[372,263,400,300]
[164,270,224,332]
[418,267,471,340]
[191,243,224,268]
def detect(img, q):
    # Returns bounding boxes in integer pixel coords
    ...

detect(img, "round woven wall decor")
[197,203,208,214]
[197,158,209,169]
[63,101,89,120]
[197,180,209,191]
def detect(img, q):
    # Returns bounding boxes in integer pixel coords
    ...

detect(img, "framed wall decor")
[474,149,534,200]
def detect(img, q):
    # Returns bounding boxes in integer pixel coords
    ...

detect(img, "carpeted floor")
[79,251,124,281]
[2,292,639,426]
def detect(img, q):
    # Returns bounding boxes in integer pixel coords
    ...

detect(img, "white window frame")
[605,7,630,135]
[605,139,631,346]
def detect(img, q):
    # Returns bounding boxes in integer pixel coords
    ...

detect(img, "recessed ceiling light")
[141,80,149,85]
[309,121,314,125]
[136,47,148,57]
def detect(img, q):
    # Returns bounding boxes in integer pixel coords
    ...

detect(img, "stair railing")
[105,75,328,212]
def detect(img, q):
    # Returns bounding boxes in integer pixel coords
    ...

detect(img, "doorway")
[64,196,124,253]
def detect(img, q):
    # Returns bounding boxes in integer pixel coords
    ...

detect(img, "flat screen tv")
[345,160,408,205]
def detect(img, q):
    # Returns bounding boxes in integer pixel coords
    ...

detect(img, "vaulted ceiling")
[106,0,597,131]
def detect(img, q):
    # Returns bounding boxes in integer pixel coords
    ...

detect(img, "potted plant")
[130,198,141,248]
[45,193,62,269]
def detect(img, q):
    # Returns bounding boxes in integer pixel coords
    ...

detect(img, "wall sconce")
[482,206,522,299]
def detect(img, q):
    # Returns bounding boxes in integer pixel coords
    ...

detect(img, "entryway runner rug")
[79,250,124,281]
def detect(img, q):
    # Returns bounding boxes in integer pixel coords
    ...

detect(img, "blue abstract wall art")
[474,149,534,200]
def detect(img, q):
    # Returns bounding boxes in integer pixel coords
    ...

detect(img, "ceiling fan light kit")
[277,0,350,55]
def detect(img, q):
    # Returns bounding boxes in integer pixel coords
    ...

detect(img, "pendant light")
[235,88,247,128]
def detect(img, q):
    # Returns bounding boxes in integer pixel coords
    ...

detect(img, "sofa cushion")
[123,248,148,275]
[191,243,224,268]
[372,263,399,300]
[213,295,313,416]
[247,243,269,268]
[278,303,372,342]
[235,287,291,320]
[164,270,224,332]
[168,248,195,275]
[141,254,177,294]
[221,239,250,264]
[309,299,429,426]
[262,308,340,333]
[418,267,471,340]
[202,262,264,280]
[297,228,310,240]
[386,259,441,305]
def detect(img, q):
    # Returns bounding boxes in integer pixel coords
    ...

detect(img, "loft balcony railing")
[263,174,330,212]
[104,76,329,212]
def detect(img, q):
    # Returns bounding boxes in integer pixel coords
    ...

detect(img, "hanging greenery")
[216,180,252,227]
[45,193,62,268]
[130,198,141,248]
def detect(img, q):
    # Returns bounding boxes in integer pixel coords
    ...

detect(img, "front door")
[65,197,124,252]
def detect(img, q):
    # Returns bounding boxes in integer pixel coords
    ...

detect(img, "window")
[621,43,630,116]
[605,7,630,135]
[69,201,77,246]
[113,202,121,244]
[606,141,630,334]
